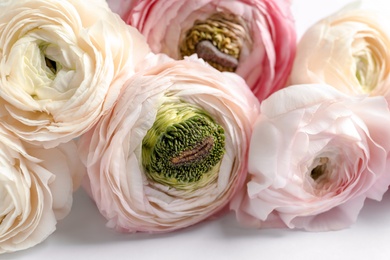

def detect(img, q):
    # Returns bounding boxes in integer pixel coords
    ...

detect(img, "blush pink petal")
[78,54,259,233]
[231,83,390,231]
[107,0,296,102]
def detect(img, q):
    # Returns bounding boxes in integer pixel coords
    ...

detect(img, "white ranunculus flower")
[0,127,85,253]
[290,1,390,98]
[0,0,150,148]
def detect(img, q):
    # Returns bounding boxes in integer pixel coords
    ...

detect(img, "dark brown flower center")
[171,136,214,167]
[45,57,57,74]
[310,157,329,181]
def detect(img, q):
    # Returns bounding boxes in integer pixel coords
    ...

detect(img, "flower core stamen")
[45,57,57,74]
[180,13,249,72]
[310,157,329,181]
[352,36,384,93]
[142,100,225,189]
[170,136,214,166]
[39,43,60,78]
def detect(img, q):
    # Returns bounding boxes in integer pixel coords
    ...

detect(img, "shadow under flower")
[216,188,390,239]
[53,189,182,244]
[7,188,390,259]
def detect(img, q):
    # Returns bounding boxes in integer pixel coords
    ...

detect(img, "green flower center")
[142,100,225,189]
[39,42,61,79]
[180,13,249,72]
[352,36,383,93]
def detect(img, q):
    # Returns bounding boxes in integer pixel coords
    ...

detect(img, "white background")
[6,0,390,259]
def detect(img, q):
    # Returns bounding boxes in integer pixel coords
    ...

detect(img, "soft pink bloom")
[0,0,150,148]
[107,0,297,102]
[78,54,260,233]
[290,1,390,100]
[0,127,85,253]
[230,83,390,231]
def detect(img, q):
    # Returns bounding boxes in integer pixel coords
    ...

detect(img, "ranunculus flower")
[290,1,390,99]
[0,127,85,253]
[230,84,390,231]
[0,0,150,148]
[78,54,260,233]
[107,0,296,102]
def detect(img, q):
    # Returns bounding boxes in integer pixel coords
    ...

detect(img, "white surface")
[8,189,390,260]
[6,0,390,259]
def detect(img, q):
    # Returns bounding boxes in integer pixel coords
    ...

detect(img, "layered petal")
[0,0,150,148]
[290,1,390,99]
[231,83,390,231]
[0,127,85,253]
[78,54,259,232]
[107,0,296,102]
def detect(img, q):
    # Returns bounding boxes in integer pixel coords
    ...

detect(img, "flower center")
[352,37,382,93]
[179,12,249,72]
[45,56,57,74]
[141,100,225,189]
[310,157,329,181]
[39,43,61,78]
[170,136,214,166]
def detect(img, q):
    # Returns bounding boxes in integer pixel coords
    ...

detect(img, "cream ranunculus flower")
[0,0,150,148]
[290,1,390,98]
[78,54,260,233]
[230,84,390,231]
[0,127,85,253]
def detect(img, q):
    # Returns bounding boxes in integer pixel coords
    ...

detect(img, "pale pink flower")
[78,54,260,233]
[290,1,390,100]
[107,0,296,102]
[230,83,390,231]
[0,0,150,148]
[0,127,85,253]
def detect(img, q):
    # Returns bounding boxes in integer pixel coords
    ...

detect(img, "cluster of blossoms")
[1,0,390,255]
[231,1,390,231]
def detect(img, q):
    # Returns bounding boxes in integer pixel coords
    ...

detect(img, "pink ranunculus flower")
[78,54,260,233]
[0,0,150,148]
[0,127,85,253]
[230,83,390,231]
[290,1,390,99]
[107,0,296,102]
